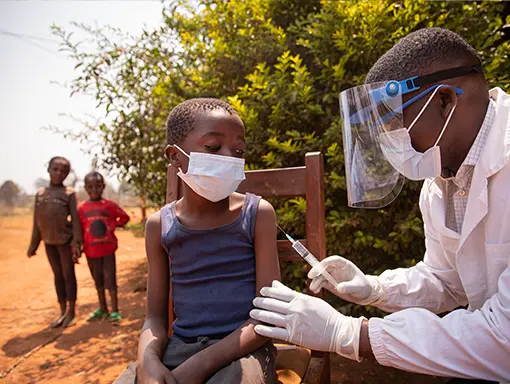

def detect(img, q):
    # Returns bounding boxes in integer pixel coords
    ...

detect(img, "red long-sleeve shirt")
[78,199,130,258]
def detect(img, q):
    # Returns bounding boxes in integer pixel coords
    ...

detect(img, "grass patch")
[125,222,145,238]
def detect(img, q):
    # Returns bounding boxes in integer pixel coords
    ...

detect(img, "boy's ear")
[165,146,181,169]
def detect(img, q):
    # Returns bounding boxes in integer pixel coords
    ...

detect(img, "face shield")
[339,64,483,209]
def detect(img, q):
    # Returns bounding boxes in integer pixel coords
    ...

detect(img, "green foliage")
[124,222,146,238]
[55,0,509,315]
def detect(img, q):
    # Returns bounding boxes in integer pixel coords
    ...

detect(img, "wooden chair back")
[165,151,330,384]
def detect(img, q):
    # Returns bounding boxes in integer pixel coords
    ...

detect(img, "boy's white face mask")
[379,85,457,181]
[173,145,246,202]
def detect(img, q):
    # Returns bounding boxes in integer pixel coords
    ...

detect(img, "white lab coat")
[368,87,510,381]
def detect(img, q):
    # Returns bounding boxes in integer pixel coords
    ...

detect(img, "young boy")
[78,171,130,324]
[136,99,281,384]
[27,156,82,328]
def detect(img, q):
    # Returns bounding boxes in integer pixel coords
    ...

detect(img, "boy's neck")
[89,198,103,202]
[49,182,64,188]
[180,187,229,216]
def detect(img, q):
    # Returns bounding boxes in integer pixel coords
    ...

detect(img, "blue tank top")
[161,193,260,339]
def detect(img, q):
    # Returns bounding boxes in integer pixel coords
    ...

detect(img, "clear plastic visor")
[339,82,405,208]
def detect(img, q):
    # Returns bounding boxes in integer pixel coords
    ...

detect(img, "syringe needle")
[276,224,295,243]
[276,223,339,287]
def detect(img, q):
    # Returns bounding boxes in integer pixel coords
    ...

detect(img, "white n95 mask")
[379,85,457,181]
[173,145,245,202]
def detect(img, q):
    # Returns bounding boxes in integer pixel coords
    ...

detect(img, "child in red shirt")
[78,171,130,324]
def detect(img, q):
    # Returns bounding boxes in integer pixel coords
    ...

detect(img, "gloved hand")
[307,256,386,306]
[250,280,365,362]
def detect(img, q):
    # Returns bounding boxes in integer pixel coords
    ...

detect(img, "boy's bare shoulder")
[146,209,162,230]
[256,198,276,221]
[257,198,275,212]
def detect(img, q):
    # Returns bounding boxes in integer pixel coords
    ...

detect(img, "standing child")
[135,98,281,384]
[27,156,82,328]
[78,171,130,324]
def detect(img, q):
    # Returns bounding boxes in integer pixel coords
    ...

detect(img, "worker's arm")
[366,263,510,381]
[370,183,467,314]
[309,183,467,315]
[137,211,176,384]
[310,232,467,315]
[171,198,281,384]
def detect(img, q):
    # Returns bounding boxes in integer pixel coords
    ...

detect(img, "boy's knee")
[105,282,117,291]
[62,268,76,281]
[103,273,117,291]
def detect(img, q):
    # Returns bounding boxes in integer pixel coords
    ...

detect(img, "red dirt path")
[0,213,147,384]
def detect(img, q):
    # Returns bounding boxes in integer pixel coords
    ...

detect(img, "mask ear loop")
[166,144,190,173]
[433,102,457,147]
[406,84,458,148]
[173,145,190,159]
[165,144,190,162]
[407,85,444,133]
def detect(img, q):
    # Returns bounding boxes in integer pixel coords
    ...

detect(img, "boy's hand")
[137,359,176,384]
[27,247,36,257]
[72,248,82,264]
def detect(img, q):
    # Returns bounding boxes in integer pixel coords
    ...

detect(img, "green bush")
[56,0,509,315]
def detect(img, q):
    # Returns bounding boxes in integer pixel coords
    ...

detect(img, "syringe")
[277,225,339,289]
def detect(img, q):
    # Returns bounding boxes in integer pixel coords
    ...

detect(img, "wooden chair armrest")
[113,362,137,384]
[302,356,325,384]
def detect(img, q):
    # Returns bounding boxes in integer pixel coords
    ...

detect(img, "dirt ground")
[0,212,445,384]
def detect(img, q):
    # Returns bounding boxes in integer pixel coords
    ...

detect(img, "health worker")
[250,27,510,382]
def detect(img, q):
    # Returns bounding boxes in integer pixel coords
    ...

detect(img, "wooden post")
[305,152,327,267]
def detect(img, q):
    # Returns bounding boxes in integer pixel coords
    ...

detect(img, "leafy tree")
[0,181,20,207]
[51,23,177,213]
[54,0,509,315]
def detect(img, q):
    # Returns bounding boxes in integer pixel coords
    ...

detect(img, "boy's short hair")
[166,98,239,145]
[366,28,481,83]
[49,156,70,170]
[84,171,105,185]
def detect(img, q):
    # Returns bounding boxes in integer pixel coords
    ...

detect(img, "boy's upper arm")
[145,211,169,326]
[254,198,281,295]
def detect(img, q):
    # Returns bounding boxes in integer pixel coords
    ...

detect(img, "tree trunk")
[140,195,147,223]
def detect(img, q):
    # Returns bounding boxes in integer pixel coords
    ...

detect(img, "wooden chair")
[114,152,330,384]
[166,151,330,384]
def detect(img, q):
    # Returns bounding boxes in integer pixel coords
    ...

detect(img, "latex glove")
[250,280,365,362]
[308,255,385,306]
